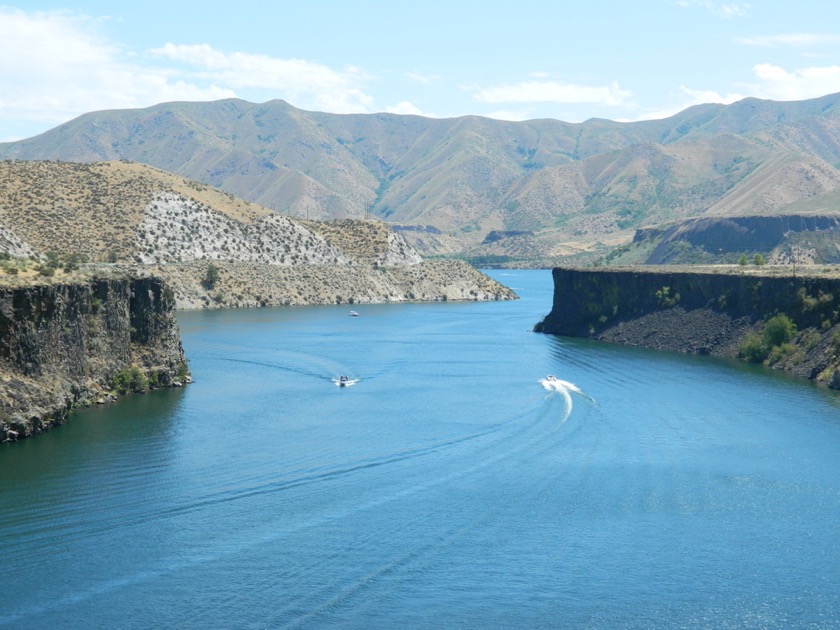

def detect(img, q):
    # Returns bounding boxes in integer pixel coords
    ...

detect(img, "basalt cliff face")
[535,266,840,387]
[0,275,188,441]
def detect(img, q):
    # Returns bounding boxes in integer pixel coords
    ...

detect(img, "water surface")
[1,270,839,628]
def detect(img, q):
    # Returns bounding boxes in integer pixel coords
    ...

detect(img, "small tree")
[203,263,220,289]
[753,253,766,266]
[738,253,748,266]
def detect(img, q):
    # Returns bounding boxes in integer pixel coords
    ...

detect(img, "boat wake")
[539,375,594,423]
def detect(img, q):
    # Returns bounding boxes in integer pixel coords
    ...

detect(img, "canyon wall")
[0,276,188,441]
[535,266,840,387]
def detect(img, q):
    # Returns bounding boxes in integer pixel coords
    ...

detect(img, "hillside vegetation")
[3,94,840,265]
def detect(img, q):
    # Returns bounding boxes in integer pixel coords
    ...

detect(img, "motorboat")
[334,375,358,387]
[349,310,359,317]
[546,374,557,381]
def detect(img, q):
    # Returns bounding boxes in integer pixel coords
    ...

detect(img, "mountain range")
[3,93,840,265]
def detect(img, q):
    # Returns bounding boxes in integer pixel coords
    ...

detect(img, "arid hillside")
[3,93,840,265]
[0,160,516,308]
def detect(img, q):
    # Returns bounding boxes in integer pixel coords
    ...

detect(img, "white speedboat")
[334,375,358,387]
[349,310,359,317]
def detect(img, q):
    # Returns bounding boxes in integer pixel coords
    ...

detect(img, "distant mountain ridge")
[3,93,840,264]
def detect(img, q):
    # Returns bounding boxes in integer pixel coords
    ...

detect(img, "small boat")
[349,310,359,317]
[334,375,358,387]
[546,374,557,381]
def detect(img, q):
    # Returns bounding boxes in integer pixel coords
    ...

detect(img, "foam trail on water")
[540,377,594,401]
[539,376,595,424]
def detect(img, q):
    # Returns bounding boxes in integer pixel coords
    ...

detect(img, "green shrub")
[655,286,680,308]
[739,314,798,364]
[768,342,797,366]
[802,329,821,351]
[176,361,190,381]
[738,332,767,363]
[112,366,148,394]
[763,314,796,347]
[753,253,766,266]
[832,329,840,354]
[45,251,61,268]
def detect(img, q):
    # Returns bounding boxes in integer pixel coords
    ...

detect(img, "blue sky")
[2,1,840,141]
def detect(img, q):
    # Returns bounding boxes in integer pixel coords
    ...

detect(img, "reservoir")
[1,270,839,628]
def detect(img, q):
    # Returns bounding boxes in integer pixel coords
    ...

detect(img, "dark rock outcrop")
[535,266,840,386]
[0,276,189,441]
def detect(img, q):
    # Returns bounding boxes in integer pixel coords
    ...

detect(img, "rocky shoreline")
[535,266,840,388]
[0,275,189,442]
[137,259,517,310]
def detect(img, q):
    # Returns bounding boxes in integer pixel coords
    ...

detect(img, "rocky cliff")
[0,275,188,441]
[535,266,840,387]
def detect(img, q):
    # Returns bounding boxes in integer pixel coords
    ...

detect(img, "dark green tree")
[203,263,220,289]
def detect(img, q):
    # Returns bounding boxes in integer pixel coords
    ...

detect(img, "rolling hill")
[3,93,840,265]
[0,160,515,307]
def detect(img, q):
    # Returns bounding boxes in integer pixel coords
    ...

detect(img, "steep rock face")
[535,266,840,386]
[0,276,188,441]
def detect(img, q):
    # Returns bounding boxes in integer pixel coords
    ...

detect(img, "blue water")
[1,270,839,629]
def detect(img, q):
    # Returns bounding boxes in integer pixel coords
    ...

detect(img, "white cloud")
[405,72,440,85]
[640,62,840,123]
[679,86,745,105]
[385,101,427,116]
[719,3,750,18]
[150,43,373,113]
[633,86,745,121]
[749,63,840,101]
[482,109,536,122]
[472,79,632,107]
[0,8,376,139]
[675,1,749,18]
[737,33,840,48]
[0,8,233,137]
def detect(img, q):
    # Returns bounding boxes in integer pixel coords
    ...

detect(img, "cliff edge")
[535,266,840,387]
[0,274,189,441]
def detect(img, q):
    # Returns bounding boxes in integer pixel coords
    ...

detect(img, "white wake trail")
[539,377,595,424]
